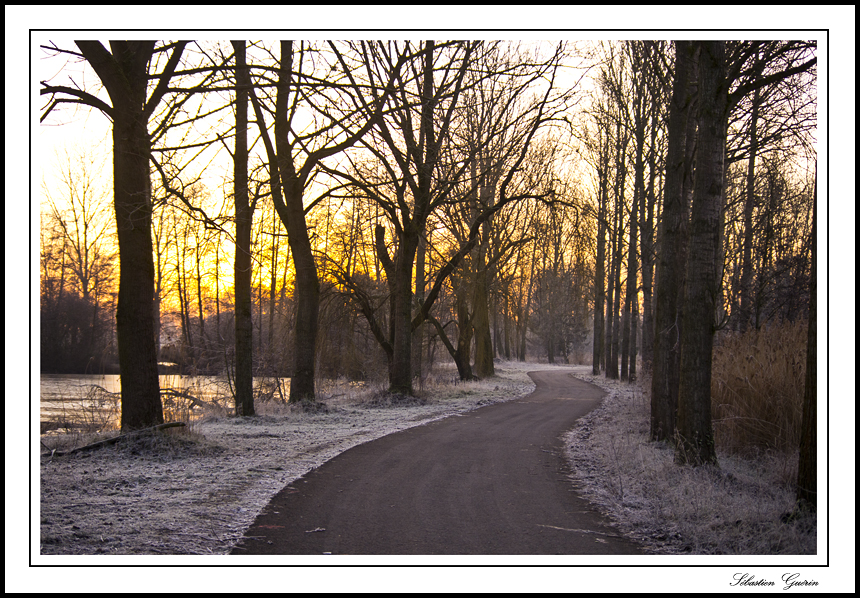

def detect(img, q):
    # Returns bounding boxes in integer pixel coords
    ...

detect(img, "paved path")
[231,370,643,555]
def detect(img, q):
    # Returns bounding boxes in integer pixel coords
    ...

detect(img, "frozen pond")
[39,374,290,434]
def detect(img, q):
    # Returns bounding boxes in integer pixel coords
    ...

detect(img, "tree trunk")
[232,40,255,416]
[640,103,658,371]
[413,232,427,383]
[272,41,321,403]
[592,140,608,375]
[75,40,167,431]
[796,179,816,509]
[621,151,641,382]
[113,102,163,430]
[737,62,760,332]
[282,177,321,401]
[607,123,626,380]
[381,224,420,394]
[455,290,475,381]
[624,86,646,383]
[675,40,726,467]
[472,245,494,378]
[651,40,694,442]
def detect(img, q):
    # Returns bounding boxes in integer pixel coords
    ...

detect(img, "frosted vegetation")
[39,360,814,556]
[566,372,815,555]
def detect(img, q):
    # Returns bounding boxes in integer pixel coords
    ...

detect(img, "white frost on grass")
[39,360,574,556]
[564,373,816,555]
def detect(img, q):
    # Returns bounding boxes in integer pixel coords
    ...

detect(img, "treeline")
[583,41,815,382]
[39,41,594,389]
[39,141,594,379]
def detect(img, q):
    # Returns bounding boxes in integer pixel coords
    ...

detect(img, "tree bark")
[412,232,427,384]
[388,229,420,393]
[472,244,494,378]
[651,40,694,442]
[75,41,167,431]
[796,179,816,509]
[675,40,726,467]
[271,41,322,403]
[639,99,658,371]
[232,40,255,416]
[621,138,642,382]
[592,132,608,375]
[113,101,163,430]
[737,76,760,332]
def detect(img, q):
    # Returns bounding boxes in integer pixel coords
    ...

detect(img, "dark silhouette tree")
[674,40,816,466]
[330,41,571,393]
[651,40,696,442]
[232,40,255,416]
[796,178,816,510]
[41,41,188,430]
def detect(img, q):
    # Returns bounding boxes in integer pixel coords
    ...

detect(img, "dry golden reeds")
[711,320,808,455]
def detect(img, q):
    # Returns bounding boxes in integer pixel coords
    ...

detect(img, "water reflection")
[39,374,291,434]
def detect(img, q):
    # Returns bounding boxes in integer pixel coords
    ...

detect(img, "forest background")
[10,5,856,594]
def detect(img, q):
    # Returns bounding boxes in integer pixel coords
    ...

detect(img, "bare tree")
[40,146,118,373]
[650,40,696,442]
[674,40,816,466]
[247,40,408,405]
[41,41,190,430]
[796,176,816,511]
[330,41,572,393]
[232,40,255,416]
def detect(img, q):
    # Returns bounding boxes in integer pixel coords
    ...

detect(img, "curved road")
[231,370,643,555]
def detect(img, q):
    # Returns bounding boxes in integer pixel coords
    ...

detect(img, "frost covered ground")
[564,373,817,555]
[37,360,816,558]
[38,361,556,556]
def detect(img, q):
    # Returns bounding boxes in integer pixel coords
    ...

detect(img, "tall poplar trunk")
[675,40,726,467]
[610,243,622,380]
[640,103,658,371]
[651,40,694,442]
[604,251,615,376]
[621,144,642,382]
[796,179,816,509]
[592,140,608,375]
[623,78,646,382]
[232,40,255,416]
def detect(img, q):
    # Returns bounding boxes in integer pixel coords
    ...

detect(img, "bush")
[711,321,807,455]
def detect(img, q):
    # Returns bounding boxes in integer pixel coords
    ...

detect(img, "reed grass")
[711,320,808,455]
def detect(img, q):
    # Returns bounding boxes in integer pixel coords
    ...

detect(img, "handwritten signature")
[731,573,819,590]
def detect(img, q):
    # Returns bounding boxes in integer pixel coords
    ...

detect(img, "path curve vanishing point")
[231,369,643,555]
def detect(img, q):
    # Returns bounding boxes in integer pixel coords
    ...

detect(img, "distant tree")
[40,150,118,374]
